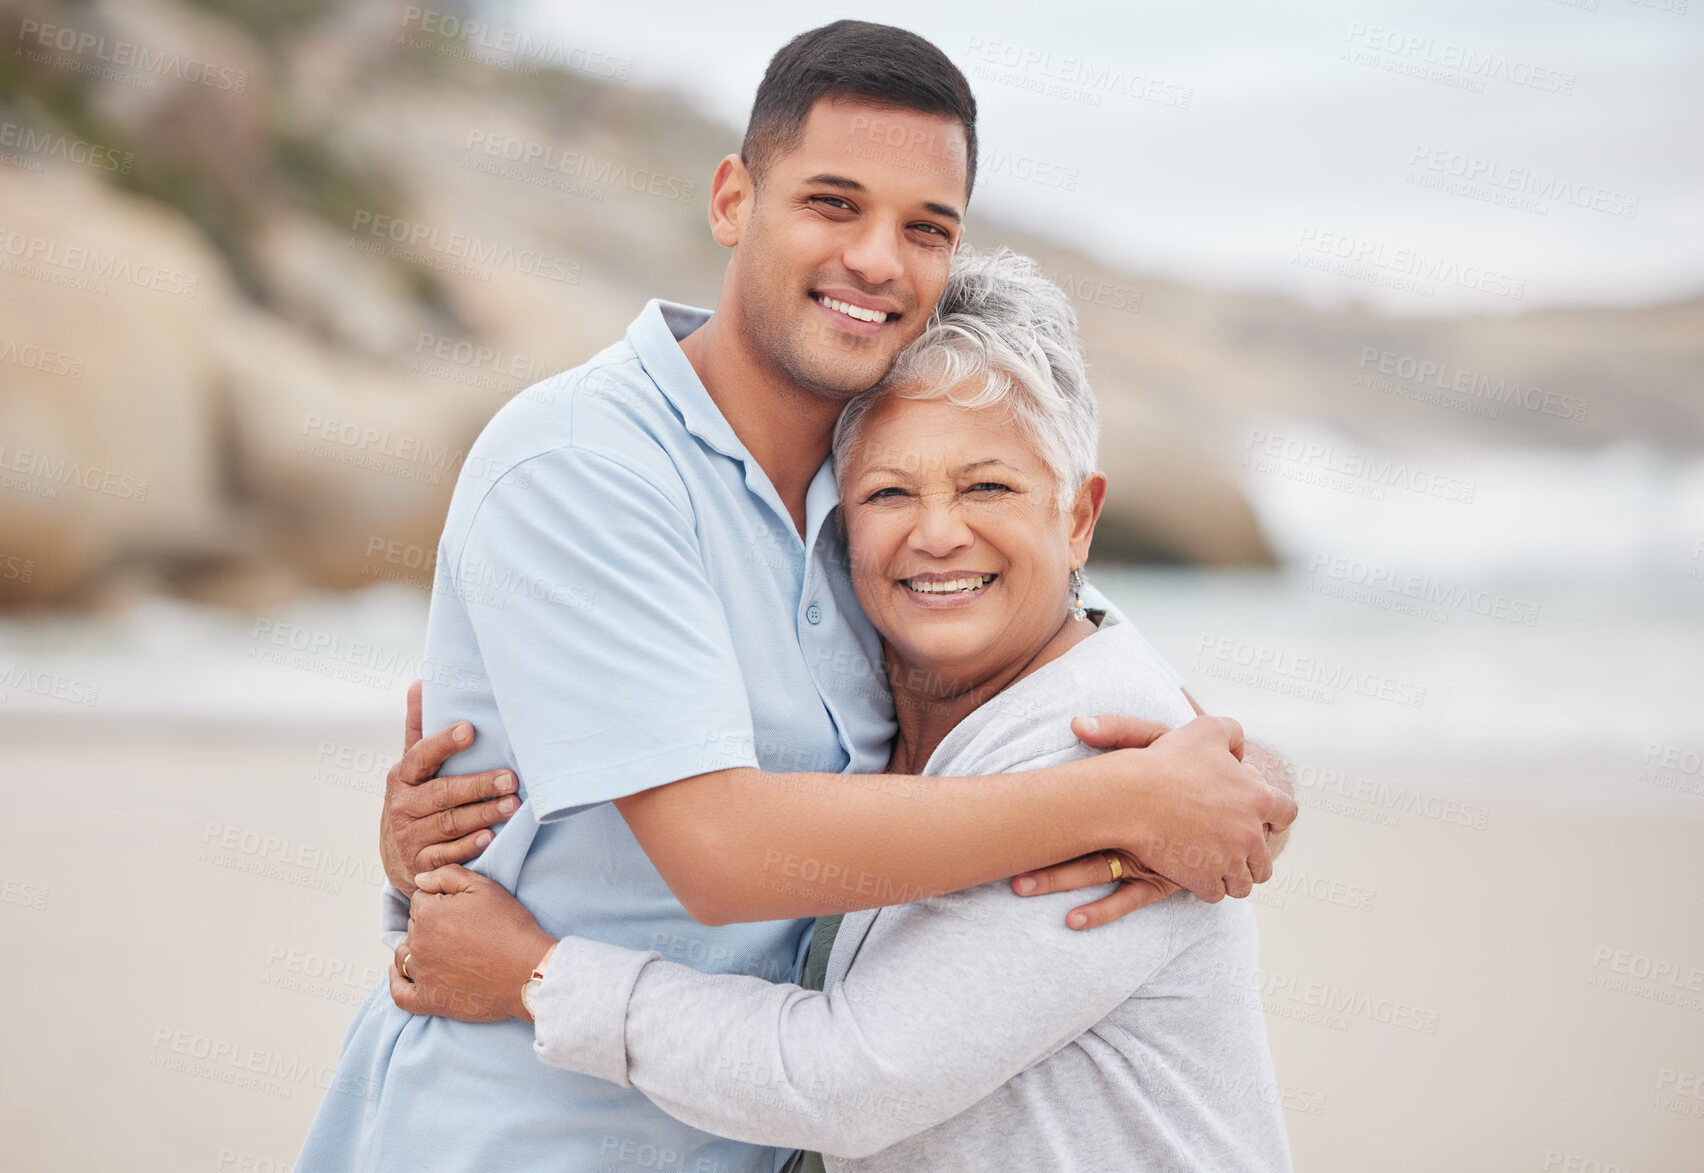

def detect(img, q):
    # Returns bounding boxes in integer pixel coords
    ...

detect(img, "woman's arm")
[535,875,1180,1158]
[391,843,1181,1158]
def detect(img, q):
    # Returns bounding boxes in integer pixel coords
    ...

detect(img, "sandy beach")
[5,704,1700,1172]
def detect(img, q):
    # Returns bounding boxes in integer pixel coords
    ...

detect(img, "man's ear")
[708,155,754,248]
[1068,472,1108,566]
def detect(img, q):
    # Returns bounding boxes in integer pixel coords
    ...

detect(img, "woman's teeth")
[817,295,890,324]
[905,574,995,594]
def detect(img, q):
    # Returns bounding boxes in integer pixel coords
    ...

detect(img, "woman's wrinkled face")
[841,390,1101,692]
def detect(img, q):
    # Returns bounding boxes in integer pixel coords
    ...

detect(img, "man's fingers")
[414,863,481,895]
[1263,786,1299,836]
[1186,876,1228,904]
[1210,714,1247,762]
[404,679,424,752]
[1012,852,1122,898]
[395,721,475,787]
[1223,864,1256,900]
[1070,714,1172,750]
[1248,839,1275,886]
[1064,880,1171,930]
[413,829,495,873]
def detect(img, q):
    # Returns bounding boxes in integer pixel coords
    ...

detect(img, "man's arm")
[383,697,1295,925]
[1005,691,1297,929]
[614,710,1280,924]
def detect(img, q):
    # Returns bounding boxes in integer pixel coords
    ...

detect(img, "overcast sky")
[513,0,1703,315]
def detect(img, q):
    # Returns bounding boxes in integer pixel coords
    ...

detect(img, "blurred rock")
[0,164,233,603]
[0,0,1698,607]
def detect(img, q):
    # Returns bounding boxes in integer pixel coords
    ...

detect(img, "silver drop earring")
[1069,566,1087,620]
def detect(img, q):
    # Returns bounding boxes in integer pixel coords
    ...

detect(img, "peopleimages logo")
[1406,145,1640,220]
[0,121,133,174]
[15,18,249,91]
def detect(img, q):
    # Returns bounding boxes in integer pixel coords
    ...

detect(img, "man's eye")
[812,195,855,212]
[912,223,949,238]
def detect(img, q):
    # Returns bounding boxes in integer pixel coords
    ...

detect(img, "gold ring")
[401,953,413,981]
[1104,852,1124,882]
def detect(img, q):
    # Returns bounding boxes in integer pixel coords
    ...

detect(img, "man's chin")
[785,352,894,402]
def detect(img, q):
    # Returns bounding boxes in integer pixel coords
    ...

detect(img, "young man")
[299,21,1295,1173]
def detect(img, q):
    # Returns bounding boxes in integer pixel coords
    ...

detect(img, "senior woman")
[393,248,1292,1171]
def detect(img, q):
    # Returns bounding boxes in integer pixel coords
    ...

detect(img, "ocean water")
[2,442,1697,817]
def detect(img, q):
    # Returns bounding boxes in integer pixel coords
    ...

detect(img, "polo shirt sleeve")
[449,445,759,822]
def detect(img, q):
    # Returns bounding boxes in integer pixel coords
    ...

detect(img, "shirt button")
[805,603,823,625]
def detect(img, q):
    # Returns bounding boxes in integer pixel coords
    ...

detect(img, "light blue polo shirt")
[298,300,897,1173]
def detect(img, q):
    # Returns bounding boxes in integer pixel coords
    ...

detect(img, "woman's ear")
[1067,473,1108,566]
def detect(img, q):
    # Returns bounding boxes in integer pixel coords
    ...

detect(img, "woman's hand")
[390,864,557,1023]
[380,681,521,895]
[1012,850,1184,930]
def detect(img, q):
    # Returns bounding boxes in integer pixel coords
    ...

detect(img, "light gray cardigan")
[530,624,1293,1171]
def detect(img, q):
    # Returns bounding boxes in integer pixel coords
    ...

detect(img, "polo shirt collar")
[628,299,843,551]
[628,299,748,462]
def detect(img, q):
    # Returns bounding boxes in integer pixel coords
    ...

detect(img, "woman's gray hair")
[832,245,1099,508]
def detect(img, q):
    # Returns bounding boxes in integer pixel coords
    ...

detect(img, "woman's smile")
[898,570,999,608]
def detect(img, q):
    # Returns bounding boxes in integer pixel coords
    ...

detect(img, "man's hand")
[389,864,557,1023]
[1013,714,1297,926]
[381,680,521,895]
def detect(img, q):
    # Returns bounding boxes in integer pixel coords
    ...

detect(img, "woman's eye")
[866,486,907,501]
[967,482,1011,494]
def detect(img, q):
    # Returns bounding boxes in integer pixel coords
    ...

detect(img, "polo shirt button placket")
[805,602,822,625]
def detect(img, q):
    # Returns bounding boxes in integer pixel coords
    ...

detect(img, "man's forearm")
[614,759,1132,925]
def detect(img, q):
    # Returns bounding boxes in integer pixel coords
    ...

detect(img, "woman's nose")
[908,500,974,558]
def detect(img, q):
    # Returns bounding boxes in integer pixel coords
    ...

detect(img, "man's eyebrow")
[800,173,963,225]
[802,173,865,191]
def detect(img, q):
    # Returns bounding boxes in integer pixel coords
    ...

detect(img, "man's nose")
[841,221,905,290]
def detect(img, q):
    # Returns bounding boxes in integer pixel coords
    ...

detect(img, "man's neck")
[677,315,845,538]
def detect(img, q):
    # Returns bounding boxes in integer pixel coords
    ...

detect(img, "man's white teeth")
[906,575,994,594]
[818,295,889,323]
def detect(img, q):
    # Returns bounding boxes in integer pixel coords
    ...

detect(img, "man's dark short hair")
[742,21,978,201]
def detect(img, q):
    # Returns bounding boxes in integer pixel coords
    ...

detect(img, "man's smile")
[810,289,902,332]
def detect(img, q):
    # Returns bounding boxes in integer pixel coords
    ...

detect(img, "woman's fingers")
[1013,850,1184,929]
[414,829,498,873]
[388,961,420,1012]
[1064,878,1174,930]
[404,679,424,751]
[414,863,481,895]
[395,720,475,786]
[1011,851,1122,897]
[413,770,517,823]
